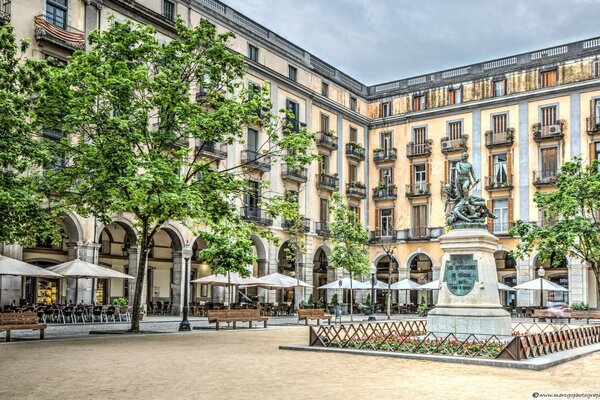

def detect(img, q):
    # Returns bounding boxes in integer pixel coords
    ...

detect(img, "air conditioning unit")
[542,124,561,136]
[441,140,452,150]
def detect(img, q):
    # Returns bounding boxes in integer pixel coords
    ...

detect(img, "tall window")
[288,65,297,81]
[413,127,427,145]
[320,114,329,133]
[46,0,68,28]
[380,131,392,151]
[319,154,330,174]
[320,198,328,222]
[449,88,462,105]
[540,70,557,88]
[350,96,357,112]
[247,128,258,153]
[593,60,600,79]
[349,127,358,143]
[321,82,329,97]
[248,82,260,100]
[493,153,508,184]
[540,147,559,179]
[286,99,299,131]
[541,106,557,127]
[163,0,175,21]
[248,44,259,62]
[380,209,393,237]
[448,121,462,139]
[348,163,358,183]
[595,142,600,172]
[492,114,507,133]
[412,205,427,238]
[414,164,426,191]
[382,101,391,117]
[594,99,600,125]
[493,79,507,97]
[493,199,509,233]
[380,168,393,186]
[349,206,360,221]
[43,130,65,170]
[413,94,425,111]
[448,160,458,184]
[245,180,260,215]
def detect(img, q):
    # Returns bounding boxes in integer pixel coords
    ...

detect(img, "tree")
[38,18,314,331]
[377,231,399,320]
[510,158,600,303]
[328,192,370,322]
[0,23,60,246]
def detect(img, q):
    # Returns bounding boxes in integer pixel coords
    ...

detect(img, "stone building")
[1,0,599,311]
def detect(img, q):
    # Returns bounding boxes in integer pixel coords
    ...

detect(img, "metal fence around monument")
[308,321,600,361]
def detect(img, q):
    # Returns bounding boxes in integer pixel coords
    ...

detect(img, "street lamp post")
[368,263,376,322]
[179,245,193,332]
[538,267,546,322]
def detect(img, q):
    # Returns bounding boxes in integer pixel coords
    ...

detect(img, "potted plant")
[416,296,428,317]
[329,293,339,314]
[138,305,145,321]
[112,297,129,306]
[316,296,325,309]
[307,293,315,309]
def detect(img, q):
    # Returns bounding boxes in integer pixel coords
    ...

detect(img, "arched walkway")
[408,253,433,305]
[312,245,334,303]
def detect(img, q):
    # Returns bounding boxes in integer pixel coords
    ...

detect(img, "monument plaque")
[443,255,478,296]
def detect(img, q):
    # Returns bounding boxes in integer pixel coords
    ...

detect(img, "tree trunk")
[349,272,353,322]
[130,220,149,332]
[386,268,391,320]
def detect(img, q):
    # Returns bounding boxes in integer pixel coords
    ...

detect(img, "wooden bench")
[298,308,332,325]
[207,309,268,330]
[0,312,47,342]
[532,309,562,322]
[533,309,600,324]
[569,311,600,324]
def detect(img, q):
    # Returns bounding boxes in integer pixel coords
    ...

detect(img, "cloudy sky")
[223,0,600,85]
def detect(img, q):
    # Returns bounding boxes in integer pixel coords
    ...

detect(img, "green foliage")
[365,293,372,307]
[307,293,314,306]
[112,297,129,306]
[330,293,339,307]
[570,302,590,311]
[417,296,428,317]
[316,296,325,309]
[510,158,600,298]
[0,23,61,245]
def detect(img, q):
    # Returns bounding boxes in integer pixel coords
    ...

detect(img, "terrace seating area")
[0,304,132,324]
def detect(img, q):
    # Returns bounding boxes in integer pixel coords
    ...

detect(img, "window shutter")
[488,155,493,182]
[487,199,493,232]
[508,197,514,226]
[425,163,430,184]
[410,164,415,187]
[391,208,395,231]
[504,79,508,95]
[507,151,513,182]
[590,142,596,165]
[444,160,449,182]
[375,209,380,233]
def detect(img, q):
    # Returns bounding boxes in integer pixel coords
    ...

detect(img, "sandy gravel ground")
[1,326,598,400]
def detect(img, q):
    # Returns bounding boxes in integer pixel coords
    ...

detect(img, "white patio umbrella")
[513,278,569,292]
[361,279,392,290]
[258,272,311,288]
[318,277,370,289]
[46,259,134,304]
[497,282,517,291]
[191,272,275,308]
[420,279,518,291]
[390,279,422,290]
[0,255,63,304]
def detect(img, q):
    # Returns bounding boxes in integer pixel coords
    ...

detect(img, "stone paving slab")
[279,342,600,371]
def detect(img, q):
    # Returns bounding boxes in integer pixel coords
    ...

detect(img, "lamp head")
[182,245,193,260]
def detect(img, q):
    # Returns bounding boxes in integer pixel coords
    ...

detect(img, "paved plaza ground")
[1,316,599,400]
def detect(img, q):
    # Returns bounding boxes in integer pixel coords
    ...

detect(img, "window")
[414,164,426,191]
[248,82,260,99]
[541,106,557,127]
[350,96,357,112]
[348,163,358,183]
[320,114,329,133]
[593,60,600,79]
[413,127,427,146]
[492,114,507,134]
[46,0,68,28]
[412,205,427,238]
[412,95,426,111]
[493,153,508,184]
[540,69,557,88]
[380,131,392,150]
[493,79,507,97]
[285,99,299,132]
[349,127,358,143]
[493,199,509,233]
[380,168,393,186]
[448,121,462,139]
[595,142,600,171]
[540,147,559,179]
[319,154,330,174]
[594,99,600,125]
[380,209,393,237]
[245,180,260,216]
[349,206,360,221]
[288,65,297,81]
[248,44,259,62]
[321,82,329,97]
[43,130,65,170]
[163,0,175,21]
[382,101,391,117]
[448,160,458,184]
[319,198,328,222]
[449,88,462,105]
[247,128,258,154]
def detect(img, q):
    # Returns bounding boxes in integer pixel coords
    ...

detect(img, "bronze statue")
[444,152,495,228]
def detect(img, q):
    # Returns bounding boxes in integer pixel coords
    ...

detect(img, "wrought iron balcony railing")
[533,121,565,142]
[316,131,338,150]
[34,14,85,51]
[315,221,330,237]
[533,169,559,187]
[372,184,397,200]
[405,183,431,198]
[195,139,227,159]
[373,147,397,163]
[484,174,514,191]
[346,182,367,199]
[485,129,515,148]
[345,142,365,161]
[241,150,271,172]
[281,165,308,183]
[407,140,433,158]
[440,135,467,153]
[240,206,273,226]
[316,173,339,191]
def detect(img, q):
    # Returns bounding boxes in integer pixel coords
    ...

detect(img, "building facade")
[1,0,599,311]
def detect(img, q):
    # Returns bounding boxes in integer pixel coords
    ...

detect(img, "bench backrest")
[298,308,326,317]
[0,311,38,325]
[571,310,600,317]
[207,309,261,319]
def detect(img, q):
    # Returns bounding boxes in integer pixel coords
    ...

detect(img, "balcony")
[491,221,515,237]
[34,14,85,51]
[315,221,330,237]
[241,150,271,172]
[586,115,600,136]
[316,131,338,151]
[0,1,10,23]
[485,129,514,148]
[281,165,307,183]
[397,227,444,241]
[346,182,367,199]
[407,140,432,159]
[282,218,311,233]
[373,148,397,163]
[441,135,468,154]
[484,175,514,191]
[533,122,564,142]
[316,173,339,191]
[195,139,227,159]
[240,206,273,226]
[372,184,397,201]
[533,169,559,187]
[405,183,431,198]
[369,230,398,244]
[345,142,365,161]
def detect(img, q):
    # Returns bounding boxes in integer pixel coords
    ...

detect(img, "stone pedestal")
[427,228,512,337]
